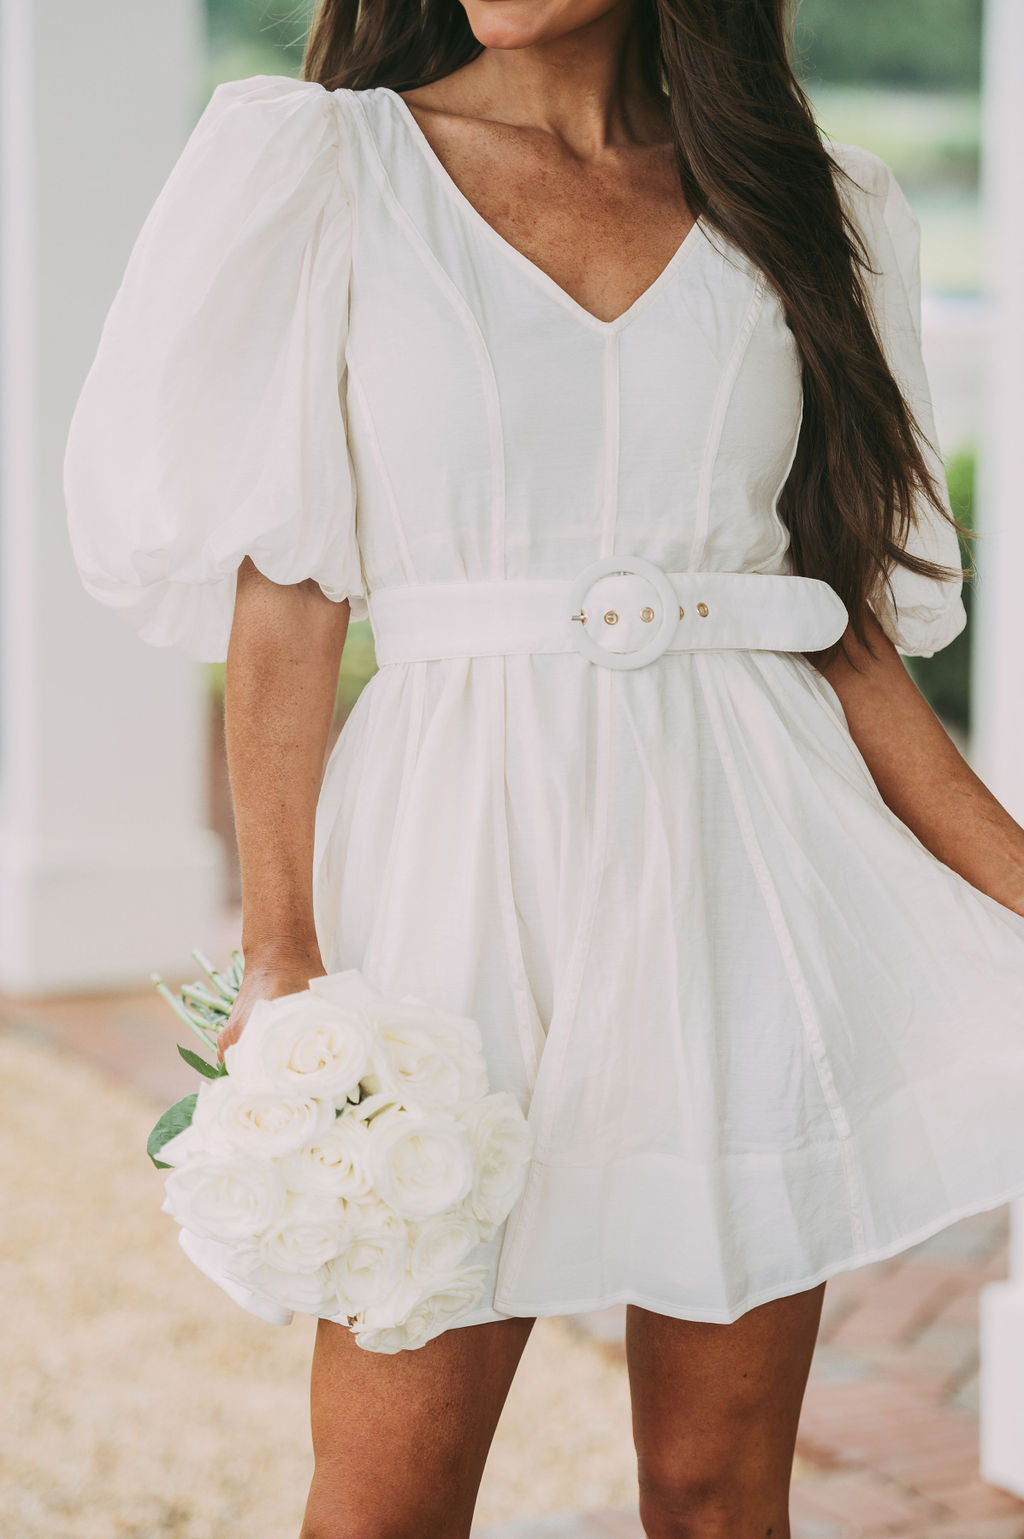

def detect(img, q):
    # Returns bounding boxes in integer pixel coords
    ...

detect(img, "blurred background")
[2,2,1024,1536]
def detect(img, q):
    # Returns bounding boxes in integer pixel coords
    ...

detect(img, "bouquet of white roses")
[148,953,532,1353]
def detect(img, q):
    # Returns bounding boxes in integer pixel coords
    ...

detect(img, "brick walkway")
[5,982,1023,1539]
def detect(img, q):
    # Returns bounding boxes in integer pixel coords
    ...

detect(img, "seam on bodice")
[347,92,507,579]
[687,273,768,570]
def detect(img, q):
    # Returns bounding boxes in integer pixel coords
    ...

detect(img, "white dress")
[64,73,1024,1331]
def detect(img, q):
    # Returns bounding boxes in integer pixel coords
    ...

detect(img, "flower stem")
[181,983,233,1014]
[191,948,239,1003]
[151,975,220,1050]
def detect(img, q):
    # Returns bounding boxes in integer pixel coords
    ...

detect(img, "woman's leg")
[626,1283,826,1539]
[299,1312,535,1539]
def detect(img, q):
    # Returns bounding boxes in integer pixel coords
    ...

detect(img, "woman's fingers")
[216,1006,246,1062]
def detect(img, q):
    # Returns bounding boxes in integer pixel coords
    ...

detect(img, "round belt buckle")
[568,555,679,670]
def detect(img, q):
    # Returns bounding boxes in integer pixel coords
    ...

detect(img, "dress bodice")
[342,87,802,603]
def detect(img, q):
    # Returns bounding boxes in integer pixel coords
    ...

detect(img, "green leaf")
[147,1092,198,1169]
[177,1044,226,1079]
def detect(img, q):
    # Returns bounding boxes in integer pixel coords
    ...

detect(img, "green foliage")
[905,448,975,732]
[808,86,980,189]
[178,1044,228,1079]
[336,619,379,719]
[207,0,312,60]
[793,0,983,91]
[147,1092,198,1170]
[944,447,976,535]
[205,0,312,86]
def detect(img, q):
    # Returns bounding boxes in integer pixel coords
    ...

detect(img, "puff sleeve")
[828,142,967,658]
[63,74,368,663]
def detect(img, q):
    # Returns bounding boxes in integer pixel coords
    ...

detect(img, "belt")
[367,556,849,671]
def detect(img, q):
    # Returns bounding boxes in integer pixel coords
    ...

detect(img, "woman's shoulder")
[822,139,903,207]
[822,140,913,223]
[198,73,348,138]
[821,138,920,264]
[174,73,367,216]
[203,73,376,127]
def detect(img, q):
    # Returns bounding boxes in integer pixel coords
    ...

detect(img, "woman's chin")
[463,15,553,49]
[460,0,594,50]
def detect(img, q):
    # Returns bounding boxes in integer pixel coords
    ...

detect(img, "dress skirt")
[313,644,1024,1326]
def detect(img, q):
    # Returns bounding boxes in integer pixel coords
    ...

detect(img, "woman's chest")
[339,88,805,563]
[381,92,697,328]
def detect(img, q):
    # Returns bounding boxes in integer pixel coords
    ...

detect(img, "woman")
[63,0,1024,1533]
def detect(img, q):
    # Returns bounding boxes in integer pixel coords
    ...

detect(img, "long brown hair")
[304,0,967,655]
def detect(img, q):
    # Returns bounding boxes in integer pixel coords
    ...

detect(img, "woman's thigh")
[625,1284,826,1536]
[300,1312,536,1539]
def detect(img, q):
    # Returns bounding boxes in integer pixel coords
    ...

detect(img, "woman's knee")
[636,1447,790,1538]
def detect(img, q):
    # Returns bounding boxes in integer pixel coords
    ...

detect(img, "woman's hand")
[216,945,327,1063]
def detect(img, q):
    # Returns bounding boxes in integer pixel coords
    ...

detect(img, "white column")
[976,0,1024,1496]
[0,0,224,994]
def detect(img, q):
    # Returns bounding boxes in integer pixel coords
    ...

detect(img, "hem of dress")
[177,1183,1024,1336]
[481,1175,1024,1330]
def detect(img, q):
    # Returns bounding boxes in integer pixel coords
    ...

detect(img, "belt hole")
[603,610,619,625]
[697,602,709,617]
[678,604,685,619]
[640,606,655,623]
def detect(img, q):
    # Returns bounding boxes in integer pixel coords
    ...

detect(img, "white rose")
[256,1192,354,1273]
[191,1075,335,1159]
[162,1154,286,1243]
[458,1092,533,1226]
[359,1000,489,1110]
[447,1190,501,1243]
[352,1266,491,1354]
[323,1200,411,1314]
[234,1258,334,1316]
[406,1211,483,1286]
[224,991,372,1103]
[278,1116,373,1199]
[363,1105,474,1221]
[451,1199,499,1244]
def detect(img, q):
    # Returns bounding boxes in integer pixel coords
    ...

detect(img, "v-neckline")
[373,86,705,336]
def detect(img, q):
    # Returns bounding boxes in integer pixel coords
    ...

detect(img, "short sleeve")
[63,74,368,663]
[828,142,967,659]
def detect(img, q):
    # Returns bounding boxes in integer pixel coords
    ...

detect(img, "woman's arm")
[217,556,352,1057]
[814,613,1024,917]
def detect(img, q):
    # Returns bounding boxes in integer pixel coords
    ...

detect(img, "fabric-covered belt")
[368,556,849,671]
